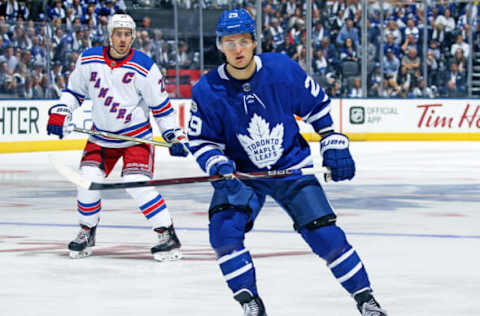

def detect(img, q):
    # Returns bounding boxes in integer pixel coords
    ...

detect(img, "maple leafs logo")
[237,113,284,169]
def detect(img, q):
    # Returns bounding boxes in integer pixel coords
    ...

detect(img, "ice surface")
[0,141,479,315]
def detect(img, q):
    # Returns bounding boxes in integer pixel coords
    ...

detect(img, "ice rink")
[0,141,479,316]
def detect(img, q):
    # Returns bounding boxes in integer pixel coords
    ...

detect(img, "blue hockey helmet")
[216,9,256,41]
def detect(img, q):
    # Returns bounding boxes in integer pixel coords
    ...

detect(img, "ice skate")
[68,225,97,259]
[234,289,267,316]
[355,291,387,316]
[150,225,182,261]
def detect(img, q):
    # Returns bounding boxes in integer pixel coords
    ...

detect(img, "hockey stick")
[72,126,171,148]
[49,155,330,190]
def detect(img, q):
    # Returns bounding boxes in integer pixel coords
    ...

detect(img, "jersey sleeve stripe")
[192,144,224,159]
[150,99,172,117]
[152,107,174,118]
[62,88,85,105]
[305,104,330,124]
[189,139,226,150]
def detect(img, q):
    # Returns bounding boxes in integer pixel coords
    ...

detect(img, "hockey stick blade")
[72,127,171,148]
[49,154,92,189]
[49,156,330,190]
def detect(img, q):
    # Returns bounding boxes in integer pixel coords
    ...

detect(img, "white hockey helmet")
[107,14,136,46]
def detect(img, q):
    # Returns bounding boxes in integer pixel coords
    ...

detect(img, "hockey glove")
[209,160,260,211]
[320,132,355,181]
[162,128,189,157]
[47,104,72,139]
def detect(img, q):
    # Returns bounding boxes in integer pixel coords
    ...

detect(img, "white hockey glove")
[162,128,189,157]
[47,104,72,139]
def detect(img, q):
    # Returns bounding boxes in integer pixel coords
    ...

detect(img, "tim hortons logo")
[416,103,480,129]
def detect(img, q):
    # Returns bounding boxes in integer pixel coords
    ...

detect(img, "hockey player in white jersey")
[46,14,188,261]
[188,9,387,316]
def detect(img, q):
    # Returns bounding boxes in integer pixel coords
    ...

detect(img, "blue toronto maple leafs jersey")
[188,53,333,174]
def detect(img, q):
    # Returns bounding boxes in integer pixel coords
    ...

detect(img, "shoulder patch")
[191,100,198,112]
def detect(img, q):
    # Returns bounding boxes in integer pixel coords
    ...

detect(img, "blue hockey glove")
[209,160,260,211]
[162,128,189,157]
[320,132,355,181]
[47,104,72,139]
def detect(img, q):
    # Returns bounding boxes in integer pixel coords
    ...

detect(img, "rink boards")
[0,98,479,153]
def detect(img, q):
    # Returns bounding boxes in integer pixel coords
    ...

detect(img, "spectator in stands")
[431,19,446,44]
[396,64,412,97]
[50,0,66,20]
[64,7,75,29]
[32,71,44,98]
[439,8,456,44]
[450,33,469,58]
[276,33,296,57]
[347,77,362,97]
[0,0,20,23]
[339,37,358,63]
[383,32,400,57]
[269,17,284,50]
[425,49,439,87]
[71,0,83,19]
[401,33,418,56]
[384,19,402,46]
[336,17,359,48]
[12,23,32,50]
[383,48,400,91]
[413,77,436,98]
[81,2,97,27]
[313,48,327,75]
[401,47,420,77]
[288,19,304,46]
[22,75,33,98]
[444,62,466,96]
[5,44,17,74]
[453,47,467,73]
[328,8,345,40]
[404,17,419,42]
[312,20,327,49]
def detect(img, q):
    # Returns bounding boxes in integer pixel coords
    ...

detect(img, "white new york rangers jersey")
[59,46,177,148]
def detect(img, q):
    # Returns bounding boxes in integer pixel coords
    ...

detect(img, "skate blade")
[69,247,93,259]
[153,249,182,262]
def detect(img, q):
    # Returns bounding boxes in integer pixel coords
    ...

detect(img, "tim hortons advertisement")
[342,99,480,133]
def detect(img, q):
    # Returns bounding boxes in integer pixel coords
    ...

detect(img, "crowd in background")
[0,0,479,99]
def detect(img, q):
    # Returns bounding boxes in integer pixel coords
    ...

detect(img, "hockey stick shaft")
[72,126,171,148]
[49,155,330,190]
[87,168,330,190]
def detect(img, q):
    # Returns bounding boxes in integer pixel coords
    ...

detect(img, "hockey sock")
[218,247,258,296]
[301,224,371,295]
[124,174,172,228]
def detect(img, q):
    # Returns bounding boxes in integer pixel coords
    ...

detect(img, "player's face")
[221,33,256,69]
[110,28,133,58]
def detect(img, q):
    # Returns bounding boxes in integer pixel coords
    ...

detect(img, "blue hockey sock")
[301,224,371,295]
[218,247,258,296]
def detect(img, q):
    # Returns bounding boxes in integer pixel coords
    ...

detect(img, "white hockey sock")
[123,174,173,228]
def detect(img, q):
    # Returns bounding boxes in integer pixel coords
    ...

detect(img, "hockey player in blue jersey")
[187,9,387,316]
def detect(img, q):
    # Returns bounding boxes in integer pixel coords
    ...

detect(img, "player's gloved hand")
[162,128,189,157]
[320,132,355,181]
[209,160,260,211]
[47,104,72,139]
